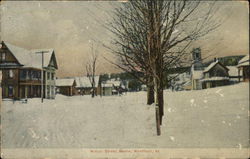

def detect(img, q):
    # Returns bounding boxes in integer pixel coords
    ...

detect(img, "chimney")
[214,58,217,62]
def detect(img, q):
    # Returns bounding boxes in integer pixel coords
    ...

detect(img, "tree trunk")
[158,87,164,125]
[147,85,154,105]
[154,76,161,136]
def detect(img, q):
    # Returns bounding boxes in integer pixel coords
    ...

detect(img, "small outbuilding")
[74,76,99,95]
[56,78,77,96]
[101,83,113,96]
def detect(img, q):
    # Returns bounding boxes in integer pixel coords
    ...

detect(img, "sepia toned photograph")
[0,0,249,158]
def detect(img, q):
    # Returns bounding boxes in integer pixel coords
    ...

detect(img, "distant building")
[191,48,204,90]
[0,41,58,99]
[101,79,125,96]
[201,60,229,89]
[190,48,230,90]
[74,76,100,95]
[56,78,77,96]
[237,55,249,82]
[101,83,113,96]
[227,66,241,82]
[141,84,147,91]
[169,72,191,91]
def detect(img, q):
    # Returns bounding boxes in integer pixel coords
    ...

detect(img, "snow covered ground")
[1,83,249,148]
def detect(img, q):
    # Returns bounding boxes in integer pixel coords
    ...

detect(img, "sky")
[0,1,249,78]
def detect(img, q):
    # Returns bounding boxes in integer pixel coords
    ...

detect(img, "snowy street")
[1,83,249,148]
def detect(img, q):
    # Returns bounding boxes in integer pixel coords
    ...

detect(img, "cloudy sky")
[0,1,249,77]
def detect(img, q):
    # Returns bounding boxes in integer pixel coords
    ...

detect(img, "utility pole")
[36,51,49,103]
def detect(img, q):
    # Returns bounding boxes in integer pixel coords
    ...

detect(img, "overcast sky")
[0,1,249,77]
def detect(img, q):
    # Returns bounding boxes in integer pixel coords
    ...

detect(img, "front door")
[8,85,13,98]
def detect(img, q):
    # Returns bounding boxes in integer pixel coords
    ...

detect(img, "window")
[51,73,54,80]
[195,52,200,59]
[20,70,26,79]
[51,86,54,97]
[26,70,31,80]
[1,53,6,61]
[9,69,14,78]
[47,72,50,80]
[37,71,41,79]
[47,86,50,97]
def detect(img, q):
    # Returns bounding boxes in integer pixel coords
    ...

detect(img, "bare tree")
[105,1,156,105]
[86,43,98,98]
[109,0,220,135]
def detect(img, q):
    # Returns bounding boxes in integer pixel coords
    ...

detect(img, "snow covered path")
[1,83,249,148]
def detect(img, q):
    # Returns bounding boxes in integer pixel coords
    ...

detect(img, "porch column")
[238,68,241,82]
[25,85,28,98]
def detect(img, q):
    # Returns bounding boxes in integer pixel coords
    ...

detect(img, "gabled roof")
[74,76,99,88]
[105,79,121,87]
[30,49,57,69]
[2,41,57,69]
[2,41,29,65]
[237,55,249,67]
[102,83,113,88]
[56,78,75,87]
[203,61,229,73]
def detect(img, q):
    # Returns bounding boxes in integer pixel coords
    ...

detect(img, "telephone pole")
[36,51,49,103]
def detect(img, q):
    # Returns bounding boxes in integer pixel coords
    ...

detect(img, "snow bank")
[1,83,249,148]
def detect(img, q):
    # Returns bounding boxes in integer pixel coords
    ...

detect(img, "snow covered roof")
[29,49,55,69]
[192,71,203,79]
[56,78,75,87]
[203,61,229,73]
[237,55,249,67]
[2,41,56,69]
[200,77,229,82]
[227,66,239,77]
[105,79,121,87]
[102,83,113,87]
[203,61,218,73]
[74,76,99,88]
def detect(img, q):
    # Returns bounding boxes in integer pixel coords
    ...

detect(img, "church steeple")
[192,47,201,62]
[191,47,203,71]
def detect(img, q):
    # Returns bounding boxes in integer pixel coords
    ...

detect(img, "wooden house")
[74,76,100,95]
[0,41,58,99]
[237,55,249,82]
[101,79,124,96]
[201,60,229,89]
[55,78,77,96]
